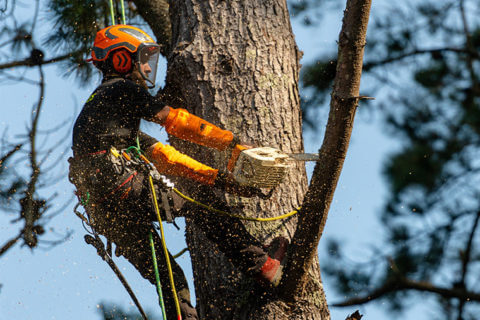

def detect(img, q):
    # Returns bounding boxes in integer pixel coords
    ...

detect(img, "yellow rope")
[172,188,299,222]
[148,176,182,319]
[135,147,299,222]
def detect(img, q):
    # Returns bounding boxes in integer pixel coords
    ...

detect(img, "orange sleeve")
[164,108,234,151]
[149,142,218,185]
[227,144,249,171]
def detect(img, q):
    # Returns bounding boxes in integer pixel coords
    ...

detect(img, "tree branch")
[281,0,372,300]
[22,64,45,248]
[459,0,478,97]
[332,277,480,307]
[457,208,480,319]
[0,143,22,168]
[0,51,79,70]
[345,310,363,320]
[0,233,22,257]
[363,47,477,71]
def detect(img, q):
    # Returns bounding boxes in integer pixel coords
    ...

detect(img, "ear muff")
[111,49,133,74]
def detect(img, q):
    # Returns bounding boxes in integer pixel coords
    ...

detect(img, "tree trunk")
[163,0,328,319]
[161,0,372,318]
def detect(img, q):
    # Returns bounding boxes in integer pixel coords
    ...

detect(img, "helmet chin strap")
[127,64,150,90]
[104,64,153,90]
[135,62,155,89]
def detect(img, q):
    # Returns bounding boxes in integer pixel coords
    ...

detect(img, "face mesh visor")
[138,45,160,87]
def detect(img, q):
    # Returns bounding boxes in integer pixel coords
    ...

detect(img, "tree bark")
[163,0,327,319]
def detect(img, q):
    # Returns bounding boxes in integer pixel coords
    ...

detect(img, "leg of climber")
[93,204,197,320]
[89,173,198,320]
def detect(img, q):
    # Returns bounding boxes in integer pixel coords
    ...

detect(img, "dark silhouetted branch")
[0,50,80,70]
[333,277,480,307]
[281,0,373,300]
[0,143,22,168]
[22,64,45,248]
[363,47,477,71]
[345,310,363,320]
[0,233,21,257]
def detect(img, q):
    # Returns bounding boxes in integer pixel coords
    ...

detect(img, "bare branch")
[0,71,39,84]
[0,0,15,17]
[21,64,45,248]
[0,50,81,70]
[457,208,480,319]
[29,0,40,37]
[0,233,21,257]
[0,143,22,168]
[333,277,480,307]
[363,47,477,71]
[281,0,373,299]
[345,310,363,320]
[459,0,478,96]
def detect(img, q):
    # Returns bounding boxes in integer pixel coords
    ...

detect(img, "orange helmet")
[89,25,160,87]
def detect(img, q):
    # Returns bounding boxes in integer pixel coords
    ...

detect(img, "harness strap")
[102,171,137,201]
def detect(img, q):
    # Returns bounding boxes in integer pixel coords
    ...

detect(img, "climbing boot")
[258,236,289,287]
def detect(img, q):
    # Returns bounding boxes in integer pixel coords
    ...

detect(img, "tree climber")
[69,25,287,320]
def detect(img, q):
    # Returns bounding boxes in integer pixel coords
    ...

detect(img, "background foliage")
[296,1,480,319]
[2,0,480,319]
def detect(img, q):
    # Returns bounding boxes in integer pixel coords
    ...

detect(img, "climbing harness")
[71,145,182,320]
[108,145,182,319]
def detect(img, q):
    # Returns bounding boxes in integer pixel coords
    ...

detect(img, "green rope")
[136,135,141,150]
[120,0,126,24]
[126,145,142,157]
[108,0,115,25]
[149,231,167,320]
[81,192,90,206]
[125,136,142,157]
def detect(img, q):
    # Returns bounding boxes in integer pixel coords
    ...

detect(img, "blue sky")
[0,1,431,319]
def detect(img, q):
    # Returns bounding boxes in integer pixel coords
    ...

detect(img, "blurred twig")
[0,50,81,70]
[0,143,22,168]
[21,63,45,248]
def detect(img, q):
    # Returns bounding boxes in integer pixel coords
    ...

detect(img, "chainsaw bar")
[287,153,319,162]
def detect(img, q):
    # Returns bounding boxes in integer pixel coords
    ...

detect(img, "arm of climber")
[151,106,237,151]
[145,142,261,197]
[146,141,219,185]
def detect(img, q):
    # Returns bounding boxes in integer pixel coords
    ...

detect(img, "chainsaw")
[232,147,319,188]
